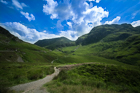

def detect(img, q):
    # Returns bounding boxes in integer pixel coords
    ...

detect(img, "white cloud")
[1,22,78,43]
[0,0,8,4]
[43,0,108,36]
[88,0,101,3]
[11,0,34,22]
[131,20,140,27]
[59,30,78,40]
[43,0,58,19]
[67,22,72,28]
[105,16,121,24]
[74,4,109,35]
[43,0,75,21]
[95,0,101,3]
[12,0,27,10]
[20,11,35,21]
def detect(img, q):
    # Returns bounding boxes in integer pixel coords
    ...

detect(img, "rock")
[17,56,24,62]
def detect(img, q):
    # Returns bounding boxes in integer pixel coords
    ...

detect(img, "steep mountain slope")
[59,24,140,66]
[0,26,57,63]
[35,37,75,50]
[76,24,140,45]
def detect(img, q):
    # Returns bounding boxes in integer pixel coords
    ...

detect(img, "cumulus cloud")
[0,0,8,4]
[20,11,35,21]
[131,20,140,27]
[1,22,78,43]
[12,0,27,10]
[11,0,35,22]
[60,30,78,40]
[105,16,121,24]
[88,0,101,3]
[67,22,72,28]
[43,0,58,19]
[95,0,101,3]
[43,0,108,36]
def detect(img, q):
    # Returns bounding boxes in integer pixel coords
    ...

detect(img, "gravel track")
[10,63,97,93]
[10,67,60,93]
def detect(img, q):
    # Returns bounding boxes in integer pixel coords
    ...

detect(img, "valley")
[0,24,140,93]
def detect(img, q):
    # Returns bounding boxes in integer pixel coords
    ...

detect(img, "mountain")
[75,24,140,66]
[35,37,75,50]
[58,24,140,66]
[76,23,140,45]
[0,26,57,63]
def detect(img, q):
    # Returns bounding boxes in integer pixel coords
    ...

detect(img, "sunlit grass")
[0,62,54,92]
[45,64,140,93]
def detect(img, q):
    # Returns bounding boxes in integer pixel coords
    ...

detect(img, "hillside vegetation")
[46,64,140,93]
[0,24,140,93]
[76,24,140,45]
[0,26,57,63]
[35,37,75,50]
[0,26,58,92]
[51,24,140,66]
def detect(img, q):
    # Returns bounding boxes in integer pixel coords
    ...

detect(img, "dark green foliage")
[0,26,57,63]
[94,35,140,65]
[75,64,140,92]
[0,62,54,92]
[76,24,140,45]
[35,37,75,50]
[51,64,140,93]
[53,70,68,81]
[0,26,22,42]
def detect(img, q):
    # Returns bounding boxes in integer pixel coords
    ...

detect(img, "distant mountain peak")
[35,37,75,50]
[76,23,139,45]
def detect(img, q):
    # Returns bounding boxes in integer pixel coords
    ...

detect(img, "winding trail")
[10,63,98,93]
[10,67,60,93]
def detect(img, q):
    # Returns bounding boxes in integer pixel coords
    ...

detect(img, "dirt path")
[10,62,99,93]
[10,67,60,93]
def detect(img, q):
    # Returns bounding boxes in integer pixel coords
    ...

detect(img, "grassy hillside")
[56,24,140,66]
[58,37,140,66]
[33,24,140,66]
[0,62,54,92]
[0,26,59,92]
[45,64,140,93]
[35,37,75,50]
[1,24,140,93]
[76,24,140,45]
[0,26,58,63]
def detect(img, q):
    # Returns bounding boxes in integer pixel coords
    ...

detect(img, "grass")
[57,35,140,67]
[54,44,139,70]
[0,62,54,93]
[1,26,140,93]
[45,64,140,93]
[46,84,119,93]
[0,40,58,63]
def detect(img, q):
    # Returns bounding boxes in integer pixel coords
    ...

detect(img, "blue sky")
[0,0,140,43]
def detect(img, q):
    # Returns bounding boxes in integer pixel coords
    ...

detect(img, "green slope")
[35,37,75,50]
[0,26,57,63]
[56,24,140,66]
[0,26,59,92]
[76,24,140,45]
[46,64,140,93]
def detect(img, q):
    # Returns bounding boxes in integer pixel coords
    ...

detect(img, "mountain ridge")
[76,23,140,45]
[0,26,56,63]
[35,37,75,50]
[35,23,140,49]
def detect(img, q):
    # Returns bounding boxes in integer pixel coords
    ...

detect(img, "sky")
[0,0,140,43]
